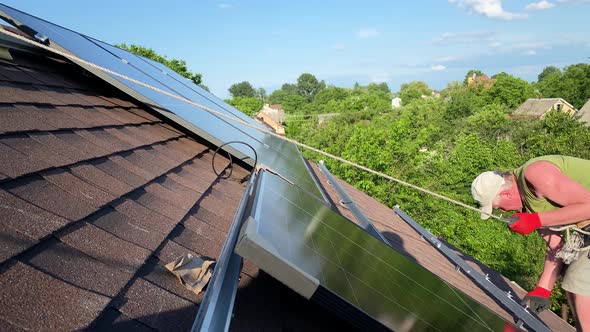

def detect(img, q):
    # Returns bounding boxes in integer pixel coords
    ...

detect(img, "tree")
[116,43,205,88]
[399,81,431,105]
[268,89,289,105]
[281,83,298,95]
[226,97,263,116]
[537,66,561,82]
[228,81,256,98]
[367,82,391,95]
[256,88,267,101]
[296,73,326,102]
[536,63,590,109]
[484,73,536,109]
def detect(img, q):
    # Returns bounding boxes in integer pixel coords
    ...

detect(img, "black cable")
[212,141,258,179]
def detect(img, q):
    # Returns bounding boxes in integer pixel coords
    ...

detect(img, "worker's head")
[471,171,521,220]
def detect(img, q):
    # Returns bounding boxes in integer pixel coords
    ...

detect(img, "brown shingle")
[116,278,198,331]
[56,105,121,127]
[59,222,151,274]
[6,175,97,221]
[0,81,59,104]
[112,199,177,234]
[169,225,222,259]
[0,64,45,84]
[0,142,50,178]
[0,189,69,241]
[29,132,95,163]
[144,181,197,210]
[70,163,133,196]
[95,107,151,125]
[127,108,160,122]
[92,157,148,188]
[53,130,110,158]
[90,207,167,251]
[41,168,116,208]
[130,190,188,222]
[22,240,133,298]
[0,228,36,263]
[0,262,110,331]
[108,154,154,180]
[1,133,74,167]
[0,104,57,133]
[18,104,88,131]
[76,128,134,152]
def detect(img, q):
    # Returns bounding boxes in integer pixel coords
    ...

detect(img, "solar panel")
[0,4,324,198]
[236,171,516,331]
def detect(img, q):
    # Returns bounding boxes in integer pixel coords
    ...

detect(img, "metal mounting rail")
[318,160,391,245]
[393,207,550,332]
[191,172,258,332]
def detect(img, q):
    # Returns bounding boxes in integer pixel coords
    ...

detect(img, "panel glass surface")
[246,172,515,331]
[0,4,323,197]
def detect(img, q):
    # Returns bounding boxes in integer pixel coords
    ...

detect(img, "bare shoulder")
[523,161,561,188]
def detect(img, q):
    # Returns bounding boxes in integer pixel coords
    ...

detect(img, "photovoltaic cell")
[0,4,323,197]
[236,171,516,331]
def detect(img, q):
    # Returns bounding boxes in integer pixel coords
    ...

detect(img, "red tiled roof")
[0,49,351,330]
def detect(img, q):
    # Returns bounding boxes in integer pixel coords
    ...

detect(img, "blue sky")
[2,1,589,98]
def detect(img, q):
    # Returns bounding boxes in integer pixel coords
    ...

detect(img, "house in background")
[259,103,285,123]
[577,99,590,126]
[513,98,577,118]
[466,73,495,89]
[391,96,402,108]
[254,103,286,135]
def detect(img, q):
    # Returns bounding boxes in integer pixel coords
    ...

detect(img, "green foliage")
[536,63,590,109]
[399,81,431,105]
[228,81,256,98]
[296,73,326,102]
[116,43,206,89]
[483,73,536,109]
[538,66,561,82]
[225,97,263,116]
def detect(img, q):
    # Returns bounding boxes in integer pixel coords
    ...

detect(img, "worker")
[471,155,590,331]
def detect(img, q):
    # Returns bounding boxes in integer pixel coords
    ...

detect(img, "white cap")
[471,171,505,220]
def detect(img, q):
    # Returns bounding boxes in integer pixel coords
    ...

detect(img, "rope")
[2,27,588,234]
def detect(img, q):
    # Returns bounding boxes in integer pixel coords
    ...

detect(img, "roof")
[0,48,352,331]
[0,12,573,331]
[578,99,590,124]
[514,98,576,117]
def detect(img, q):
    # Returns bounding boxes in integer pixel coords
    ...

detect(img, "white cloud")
[356,28,380,39]
[524,50,537,55]
[489,41,503,48]
[218,3,236,9]
[433,31,495,44]
[525,1,555,10]
[431,64,447,71]
[449,0,528,20]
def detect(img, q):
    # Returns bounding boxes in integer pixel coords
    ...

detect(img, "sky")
[2,0,589,98]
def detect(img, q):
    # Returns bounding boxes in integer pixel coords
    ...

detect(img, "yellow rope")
[1,27,588,236]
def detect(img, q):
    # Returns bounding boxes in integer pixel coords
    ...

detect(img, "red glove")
[508,212,542,235]
[522,286,551,313]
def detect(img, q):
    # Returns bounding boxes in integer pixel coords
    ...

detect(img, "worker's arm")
[525,161,590,227]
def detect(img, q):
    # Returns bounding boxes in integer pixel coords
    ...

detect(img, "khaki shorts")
[562,253,590,296]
